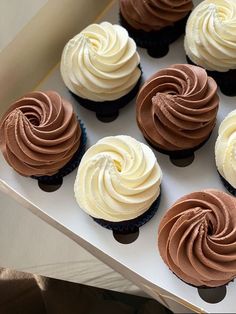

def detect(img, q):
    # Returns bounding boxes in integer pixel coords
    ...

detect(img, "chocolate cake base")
[120,13,190,58]
[144,133,212,160]
[70,72,142,123]
[92,192,161,234]
[171,269,230,290]
[186,56,236,97]
[218,171,236,196]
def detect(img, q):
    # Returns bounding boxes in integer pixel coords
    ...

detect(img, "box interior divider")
[1,0,236,313]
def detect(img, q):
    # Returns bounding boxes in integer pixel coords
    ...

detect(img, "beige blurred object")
[0,268,46,314]
[0,268,168,314]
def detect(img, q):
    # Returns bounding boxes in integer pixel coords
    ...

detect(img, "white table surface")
[0,189,144,296]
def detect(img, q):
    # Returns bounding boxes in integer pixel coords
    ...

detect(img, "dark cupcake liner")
[170,269,231,289]
[32,120,87,184]
[120,12,190,58]
[217,171,236,196]
[186,56,236,97]
[70,70,142,122]
[144,133,211,160]
[92,192,161,234]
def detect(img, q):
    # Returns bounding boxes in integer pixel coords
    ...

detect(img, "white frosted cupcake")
[74,135,162,233]
[215,110,236,195]
[61,22,142,121]
[185,0,236,96]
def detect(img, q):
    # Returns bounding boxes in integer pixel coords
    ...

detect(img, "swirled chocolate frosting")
[158,189,236,287]
[0,91,81,177]
[136,64,219,152]
[120,0,193,31]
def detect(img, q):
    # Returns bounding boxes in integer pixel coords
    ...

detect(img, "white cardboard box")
[1,1,235,313]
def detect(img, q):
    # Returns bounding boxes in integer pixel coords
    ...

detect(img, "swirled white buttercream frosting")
[60,22,141,101]
[185,0,236,72]
[215,110,236,188]
[74,135,162,222]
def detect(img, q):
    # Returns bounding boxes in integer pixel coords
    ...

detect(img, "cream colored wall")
[0,0,112,116]
[0,0,47,51]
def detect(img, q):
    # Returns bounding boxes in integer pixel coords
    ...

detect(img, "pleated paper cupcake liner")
[120,12,190,58]
[218,172,236,197]
[70,69,142,122]
[171,270,232,289]
[186,56,236,97]
[92,192,161,234]
[144,133,212,160]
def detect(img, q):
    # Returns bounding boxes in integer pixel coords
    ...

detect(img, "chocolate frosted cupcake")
[120,0,193,58]
[0,91,86,183]
[215,110,236,196]
[60,22,142,122]
[158,189,236,288]
[185,0,236,96]
[74,135,162,233]
[136,64,219,159]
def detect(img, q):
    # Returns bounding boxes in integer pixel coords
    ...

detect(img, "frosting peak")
[0,91,81,177]
[158,189,236,287]
[74,135,162,222]
[120,0,193,31]
[136,64,219,151]
[60,22,141,101]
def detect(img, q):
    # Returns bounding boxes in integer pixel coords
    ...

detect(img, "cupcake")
[185,0,236,96]
[158,189,236,288]
[0,91,86,183]
[74,135,162,233]
[119,0,193,58]
[136,64,219,159]
[215,110,236,196]
[60,22,142,122]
